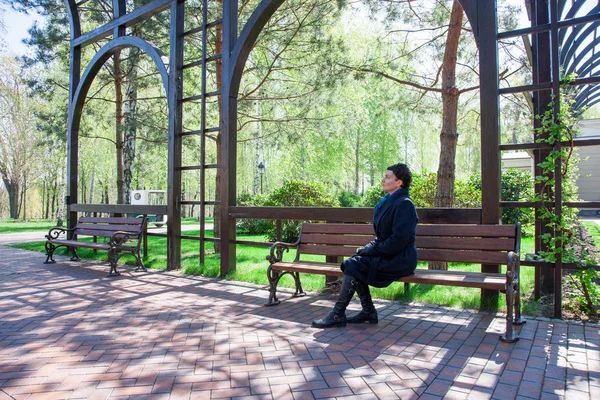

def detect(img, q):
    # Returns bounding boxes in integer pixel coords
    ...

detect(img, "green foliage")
[533,85,592,267]
[470,169,535,227]
[501,168,535,227]
[236,193,271,235]
[411,172,481,208]
[569,269,600,316]
[338,190,360,207]
[410,172,437,207]
[262,180,340,242]
[359,185,385,208]
[453,178,482,208]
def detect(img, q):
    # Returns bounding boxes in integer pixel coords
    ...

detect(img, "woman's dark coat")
[341,188,418,288]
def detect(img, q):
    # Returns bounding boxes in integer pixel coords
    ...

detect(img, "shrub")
[338,190,361,207]
[359,185,385,208]
[410,172,437,207]
[470,169,534,227]
[236,193,271,235]
[454,179,482,208]
[263,180,340,242]
[500,168,535,226]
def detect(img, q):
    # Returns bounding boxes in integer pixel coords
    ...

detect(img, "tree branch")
[337,63,443,93]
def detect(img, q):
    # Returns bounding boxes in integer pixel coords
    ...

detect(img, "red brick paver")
[0,246,598,399]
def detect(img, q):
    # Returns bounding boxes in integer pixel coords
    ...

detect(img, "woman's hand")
[356,247,364,255]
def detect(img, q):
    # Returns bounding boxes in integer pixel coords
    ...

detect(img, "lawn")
[0,217,210,234]
[12,229,538,314]
[582,221,600,248]
[0,220,56,234]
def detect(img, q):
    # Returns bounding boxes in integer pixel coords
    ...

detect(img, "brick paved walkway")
[0,246,598,399]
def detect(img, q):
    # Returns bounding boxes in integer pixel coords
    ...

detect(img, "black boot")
[347,281,378,324]
[312,275,357,328]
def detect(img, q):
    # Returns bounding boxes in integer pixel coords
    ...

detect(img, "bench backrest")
[74,216,146,238]
[297,222,520,265]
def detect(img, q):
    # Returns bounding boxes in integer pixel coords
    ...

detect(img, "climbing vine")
[533,78,599,315]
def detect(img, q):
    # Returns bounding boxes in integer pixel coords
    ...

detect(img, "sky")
[0,4,42,56]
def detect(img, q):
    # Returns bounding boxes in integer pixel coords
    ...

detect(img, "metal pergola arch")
[63,0,600,317]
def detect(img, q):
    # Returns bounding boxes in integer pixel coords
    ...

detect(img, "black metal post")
[220,0,239,275]
[478,0,501,307]
[167,0,184,270]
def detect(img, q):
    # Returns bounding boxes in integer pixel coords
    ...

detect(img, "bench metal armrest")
[267,240,298,264]
[109,231,136,247]
[506,251,520,284]
[46,227,75,240]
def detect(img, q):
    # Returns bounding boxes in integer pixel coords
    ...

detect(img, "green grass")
[0,220,56,234]
[12,231,542,314]
[582,221,600,247]
[0,218,212,233]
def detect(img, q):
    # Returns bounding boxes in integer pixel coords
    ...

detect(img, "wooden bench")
[44,216,147,277]
[266,222,524,342]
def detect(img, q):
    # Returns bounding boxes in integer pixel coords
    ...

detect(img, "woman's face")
[381,170,403,194]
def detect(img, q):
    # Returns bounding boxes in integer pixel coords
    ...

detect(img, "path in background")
[0,223,212,245]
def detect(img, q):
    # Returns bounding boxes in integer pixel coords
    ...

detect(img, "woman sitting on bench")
[312,163,419,328]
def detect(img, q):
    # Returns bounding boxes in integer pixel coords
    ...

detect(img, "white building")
[500,118,600,215]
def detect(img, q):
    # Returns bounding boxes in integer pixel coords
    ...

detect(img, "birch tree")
[0,56,41,218]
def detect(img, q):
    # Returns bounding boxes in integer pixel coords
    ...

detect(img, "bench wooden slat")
[298,244,357,258]
[416,237,515,251]
[303,223,516,238]
[271,262,505,290]
[272,262,344,276]
[417,249,508,265]
[49,239,110,250]
[301,233,374,246]
[75,229,141,238]
[75,223,144,233]
[417,224,516,238]
[78,217,145,224]
[400,269,506,290]
[302,223,374,234]
[299,236,514,252]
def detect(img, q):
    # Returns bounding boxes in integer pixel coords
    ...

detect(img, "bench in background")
[266,222,523,342]
[44,216,147,277]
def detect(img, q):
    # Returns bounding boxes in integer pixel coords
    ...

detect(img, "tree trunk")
[42,181,47,219]
[114,50,125,205]
[50,180,57,220]
[123,48,139,205]
[354,131,360,195]
[254,98,261,195]
[57,167,65,226]
[430,0,463,271]
[88,167,96,217]
[21,177,26,220]
[3,178,19,219]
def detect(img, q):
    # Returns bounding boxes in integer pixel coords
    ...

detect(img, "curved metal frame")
[227,0,480,98]
[68,37,170,130]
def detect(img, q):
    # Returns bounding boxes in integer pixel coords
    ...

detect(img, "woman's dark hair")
[387,163,412,189]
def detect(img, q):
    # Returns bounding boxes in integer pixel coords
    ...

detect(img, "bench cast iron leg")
[265,265,281,306]
[134,251,147,272]
[500,281,519,343]
[107,248,121,277]
[513,275,526,326]
[44,242,56,264]
[291,272,306,298]
[70,247,81,261]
